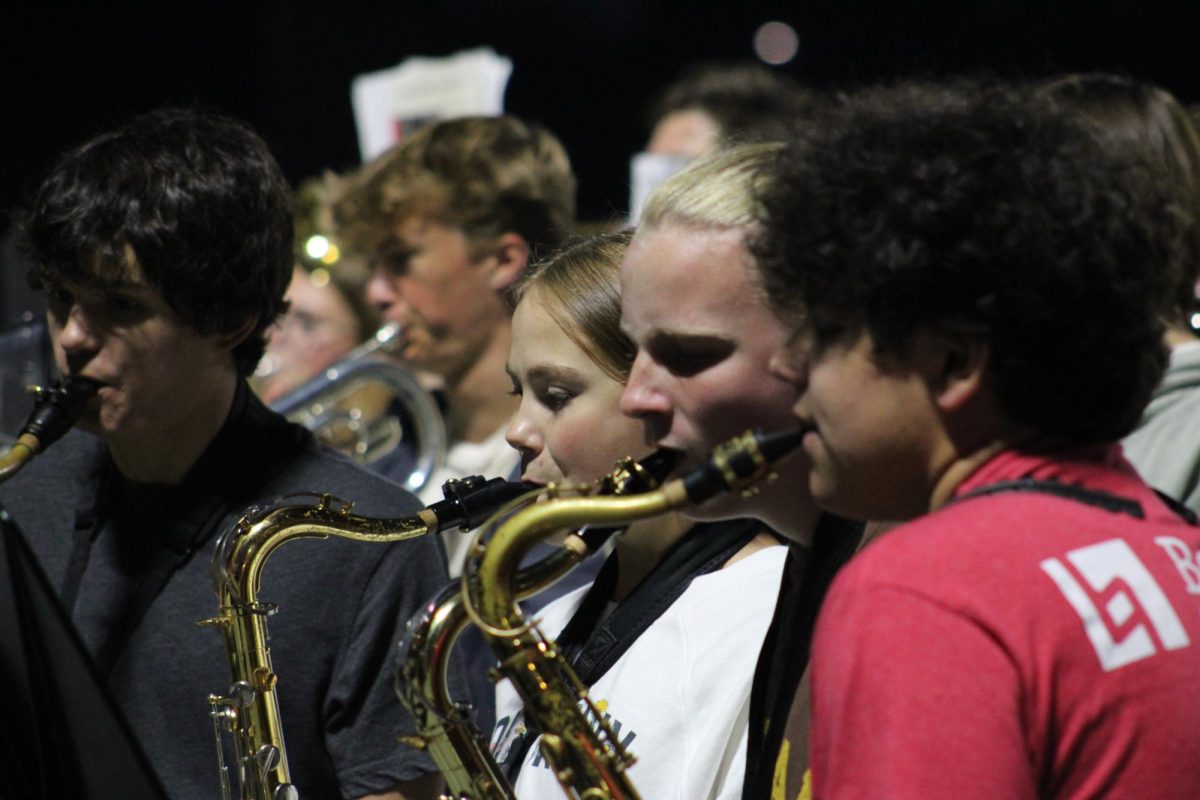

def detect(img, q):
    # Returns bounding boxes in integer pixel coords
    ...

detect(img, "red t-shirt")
[810,446,1200,799]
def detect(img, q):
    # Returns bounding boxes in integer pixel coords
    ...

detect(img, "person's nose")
[768,346,807,390]
[56,303,100,357]
[365,267,408,321]
[619,350,673,419]
[504,408,544,466]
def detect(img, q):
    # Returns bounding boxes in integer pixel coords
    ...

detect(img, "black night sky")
[3,1,1200,226]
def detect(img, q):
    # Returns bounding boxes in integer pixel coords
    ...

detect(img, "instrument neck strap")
[951,477,1198,525]
[743,512,864,799]
[501,518,765,781]
[558,517,763,684]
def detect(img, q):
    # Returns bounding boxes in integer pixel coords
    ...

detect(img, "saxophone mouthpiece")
[20,378,99,450]
[632,447,684,486]
[681,427,804,504]
[754,427,807,463]
[428,475,536,532]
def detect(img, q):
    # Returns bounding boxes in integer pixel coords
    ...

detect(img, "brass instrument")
[268,322,447,494]
[461,429,801,800]
[394,452,678,800]
[198,474,532,800]
[0,379,97,483]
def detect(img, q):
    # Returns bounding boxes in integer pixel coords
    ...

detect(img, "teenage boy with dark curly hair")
[755,81,1200,799]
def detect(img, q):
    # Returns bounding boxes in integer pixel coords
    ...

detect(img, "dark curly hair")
[752,80,1173,445]
[17,107,294,375]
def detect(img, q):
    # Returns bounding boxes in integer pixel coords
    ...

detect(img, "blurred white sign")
[352,47,513,162]
[628,151,693,225]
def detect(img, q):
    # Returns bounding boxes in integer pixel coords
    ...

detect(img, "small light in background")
[305,234,330,261]
[754,21,799,66]
[319,242,340,265]
[309,267,331,288]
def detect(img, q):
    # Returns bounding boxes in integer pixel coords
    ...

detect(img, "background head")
[754,80,1173,449]
[646,61,821,157]
[506,230,646,485]
[335,114,577,277]
[1041,73,1200,331]
[253,174,379,402]
[18,107,294,375]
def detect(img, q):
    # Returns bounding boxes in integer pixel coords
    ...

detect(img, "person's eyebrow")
[88,278,156,293]
[42,272,156,294]
[526,364,586,384]
[646,329,733,348]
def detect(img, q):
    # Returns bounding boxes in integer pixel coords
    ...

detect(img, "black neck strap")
[743,513,862,799]
[953,478,1147,518]
[501,518,766,781]
[557,517,763,685]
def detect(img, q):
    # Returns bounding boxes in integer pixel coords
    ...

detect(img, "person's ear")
[928,332,989,413]
[482,232,531,292]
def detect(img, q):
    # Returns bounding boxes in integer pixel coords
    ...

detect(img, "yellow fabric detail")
[771,739,790,800]
[798,768,812,800]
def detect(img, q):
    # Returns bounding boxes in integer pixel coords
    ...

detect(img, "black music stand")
[0,506,167,800]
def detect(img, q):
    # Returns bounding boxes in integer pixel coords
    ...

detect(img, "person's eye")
[107,294,143,312]
[537,387,573,413]
[808,318,847,350]
[291,311,320,334]
[379,249,413,276]
[101,294,151,322]
[45,286,73,308]
[506,378,523,398]
[656,344,728,378]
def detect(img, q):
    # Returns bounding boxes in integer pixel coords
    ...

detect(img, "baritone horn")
[268,322,447,494]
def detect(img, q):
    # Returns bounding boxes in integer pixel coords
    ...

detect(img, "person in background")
[755,79,1200,799]
[253,263,367,404]
[254,174,379,405]
[618,143,866,798]
[334,115,577,575]
[629,62,822,223]
[1044,73,1200,511]
[492,230,786,798]
[0,107,451,800]
[645,61,821,158]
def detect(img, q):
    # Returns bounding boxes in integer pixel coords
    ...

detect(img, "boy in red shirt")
[755,81,1200,799]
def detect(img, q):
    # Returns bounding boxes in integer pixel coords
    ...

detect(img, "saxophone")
[393,451,679,800]
[0,379,97,483]
[396,429,800,800]
[198,474,533,800]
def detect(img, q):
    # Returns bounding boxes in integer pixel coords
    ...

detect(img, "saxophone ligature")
[198,474,533,800]
[0,378,98,483]
[393,449,680,800]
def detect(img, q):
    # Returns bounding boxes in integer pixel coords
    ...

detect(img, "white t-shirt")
[490,544,787,799]
[418,423,521,577]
